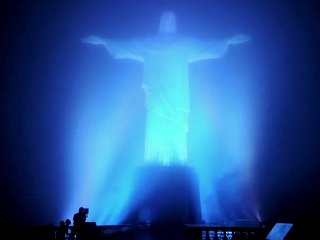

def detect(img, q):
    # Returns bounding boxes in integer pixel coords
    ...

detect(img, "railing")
[2,223,270,240]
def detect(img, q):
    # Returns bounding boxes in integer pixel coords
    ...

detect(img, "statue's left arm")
[188,34,250,63]
[227,34,251,45]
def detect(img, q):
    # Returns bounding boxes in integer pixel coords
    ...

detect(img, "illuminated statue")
[82,11,250,165]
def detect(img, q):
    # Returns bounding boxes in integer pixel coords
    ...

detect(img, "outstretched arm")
[82,35,108,46]
[188,34,251,63]
[227,34,251,45]
[81,35,144,62]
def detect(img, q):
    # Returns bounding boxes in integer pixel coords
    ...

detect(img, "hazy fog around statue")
[82,11,250,165]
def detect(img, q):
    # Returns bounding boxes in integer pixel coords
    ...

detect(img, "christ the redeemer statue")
[82,11,250,166]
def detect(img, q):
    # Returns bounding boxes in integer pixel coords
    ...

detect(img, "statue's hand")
[228,34,251,45]
[81,36,105,45]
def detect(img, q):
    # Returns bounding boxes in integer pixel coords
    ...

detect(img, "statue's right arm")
[81,36,108,47]
[81,36,144,62]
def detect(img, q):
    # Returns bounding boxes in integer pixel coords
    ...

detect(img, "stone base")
[122,165,202,224]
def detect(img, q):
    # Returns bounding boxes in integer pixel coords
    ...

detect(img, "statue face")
[159,11,176,34]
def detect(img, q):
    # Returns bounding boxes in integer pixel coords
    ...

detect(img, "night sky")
[1,0,319,227]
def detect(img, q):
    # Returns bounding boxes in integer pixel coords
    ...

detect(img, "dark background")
[1,0,319,229]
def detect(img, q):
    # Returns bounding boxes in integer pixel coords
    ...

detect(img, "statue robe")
[104,34,229,165]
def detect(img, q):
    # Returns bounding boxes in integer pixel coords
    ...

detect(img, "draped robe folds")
[104,34,229,165]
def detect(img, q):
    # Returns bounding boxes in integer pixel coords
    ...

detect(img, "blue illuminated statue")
[82,11,250,165]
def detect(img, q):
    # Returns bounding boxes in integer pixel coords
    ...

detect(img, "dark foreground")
[1,220,313,240]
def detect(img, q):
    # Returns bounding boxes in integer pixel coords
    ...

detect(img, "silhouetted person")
[72,207,89,240]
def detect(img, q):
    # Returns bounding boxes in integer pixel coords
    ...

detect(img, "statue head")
[159,11,176,34]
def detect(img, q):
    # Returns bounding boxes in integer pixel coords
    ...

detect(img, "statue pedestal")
[123,165,202,224]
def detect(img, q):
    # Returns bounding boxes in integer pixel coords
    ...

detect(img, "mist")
[1,0,319,227]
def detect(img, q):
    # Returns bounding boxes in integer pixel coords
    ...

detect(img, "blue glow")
[189,60,258,222]
[2,0,319,229]
[63,60,145,224]
[65,10,257,224]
